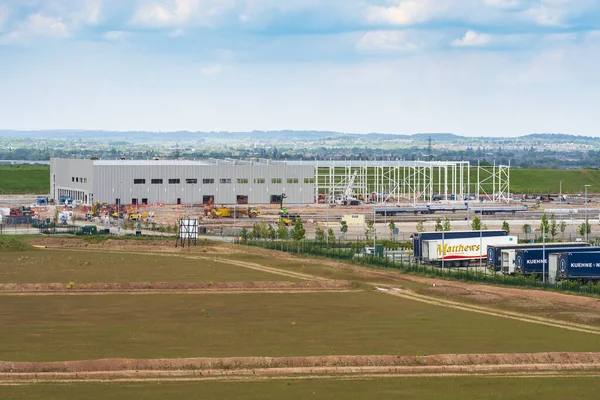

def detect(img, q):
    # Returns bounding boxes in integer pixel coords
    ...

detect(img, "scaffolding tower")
[313,160,511,204]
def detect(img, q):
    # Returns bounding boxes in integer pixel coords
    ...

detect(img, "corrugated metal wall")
[92,162,315,205]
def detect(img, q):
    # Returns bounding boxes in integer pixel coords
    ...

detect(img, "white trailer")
[501,249,520,275]
[422,235,518,267]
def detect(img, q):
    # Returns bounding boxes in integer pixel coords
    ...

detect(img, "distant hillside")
[410,133,464,141]
[0,129,597,144]
[520,133,593,141]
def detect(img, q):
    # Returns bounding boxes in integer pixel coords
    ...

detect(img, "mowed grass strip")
[0,250,295,284]
[220,253,384,283]
[2,291,600,362]
[2,376,600,400]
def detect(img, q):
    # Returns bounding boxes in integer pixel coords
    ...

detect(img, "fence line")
[241,239,600,297]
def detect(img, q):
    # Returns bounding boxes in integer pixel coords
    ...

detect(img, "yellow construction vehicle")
[280,214,300,226]
[208,206,261,219]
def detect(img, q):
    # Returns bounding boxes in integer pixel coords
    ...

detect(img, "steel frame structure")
[313,160,511,204]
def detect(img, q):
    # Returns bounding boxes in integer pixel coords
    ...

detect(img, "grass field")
[2,291,600,362]
[510,168,600,194]
[0,165,49,194]
[0,249,295,284]
[2,376,600,400]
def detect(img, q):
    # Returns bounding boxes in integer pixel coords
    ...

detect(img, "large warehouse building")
[50,158,511,206]
[50,158,315,206]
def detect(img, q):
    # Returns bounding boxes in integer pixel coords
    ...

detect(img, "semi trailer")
[413,230,508,259]
[488,242,589,272]
[549,252,600,283]
[513,246,600,276]
[469,205,528,215]
[421,235,518,267]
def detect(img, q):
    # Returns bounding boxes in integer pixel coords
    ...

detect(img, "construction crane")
[337,170,361,205]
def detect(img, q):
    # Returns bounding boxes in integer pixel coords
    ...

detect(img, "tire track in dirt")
[393,289,600,333]
[185,255,322,281]
[1,362,600,384]
[382,289,600,335]
[0,289,359,297]
[43,247,318,281]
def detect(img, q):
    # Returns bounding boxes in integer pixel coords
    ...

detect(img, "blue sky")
[0,0,599,136]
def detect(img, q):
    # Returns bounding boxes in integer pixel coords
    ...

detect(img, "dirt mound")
[25,237,228,254]
[1,352,599,375]
[0,280,352,293]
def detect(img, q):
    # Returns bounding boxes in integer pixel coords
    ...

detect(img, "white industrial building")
[50,158,510,206]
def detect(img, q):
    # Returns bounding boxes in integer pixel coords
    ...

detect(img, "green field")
[0,165,49,194]
[510,168,600,194]
[2,291,600,362]
[2,376,600,400]
[0,250,294,283]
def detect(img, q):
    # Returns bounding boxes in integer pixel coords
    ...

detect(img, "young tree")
[579,219,591,239]
[540,212,549,239]
[522,223,531,240]
[340,220,348,238]
[365,220,375,241]
[52,207,59,225]
[549,213,558,240]
[501,220,510,234]
[268,224,277,240]
[250,223,260,239]
[559,220,567,239]
[291,218,306,241]
[416,220,425,233]
[482,224,488,231]
[277,219,289,240]
[315,226,326,243]
[471,216,481,231]
[434,218,443,232]
[259,221,270,241]
[241,227,249,244]
[388,221,396,240]
[327,228,336,245]
[443,217,451,232]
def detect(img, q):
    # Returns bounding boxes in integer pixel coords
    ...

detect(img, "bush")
[0,236,32,252]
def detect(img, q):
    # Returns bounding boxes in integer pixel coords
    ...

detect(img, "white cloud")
[200,64,223,75]
[0,4,9,31]
[367,0,434,25]
[484,0,524,10]
[1,13,68,44]
[131,0,236,27]
[104,30,128,40]
[168,28,185,37]
[356,30,419,52]
[451,30,491,47]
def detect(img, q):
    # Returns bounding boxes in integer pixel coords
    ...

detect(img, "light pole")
[585,185,591,242]
[559,180,563,201]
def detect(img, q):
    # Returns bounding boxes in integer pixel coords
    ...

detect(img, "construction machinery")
[206,206,261,219]
[280,214,300,226]
[10,206,36,217]
[335,170,361,205]
[278,193,300,225]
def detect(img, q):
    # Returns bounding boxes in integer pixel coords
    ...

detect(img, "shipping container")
[488,242,588,272]
[548,252,600,283]
[421,235,517,267]
[413,230,508,259]
[513,246,600,276]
